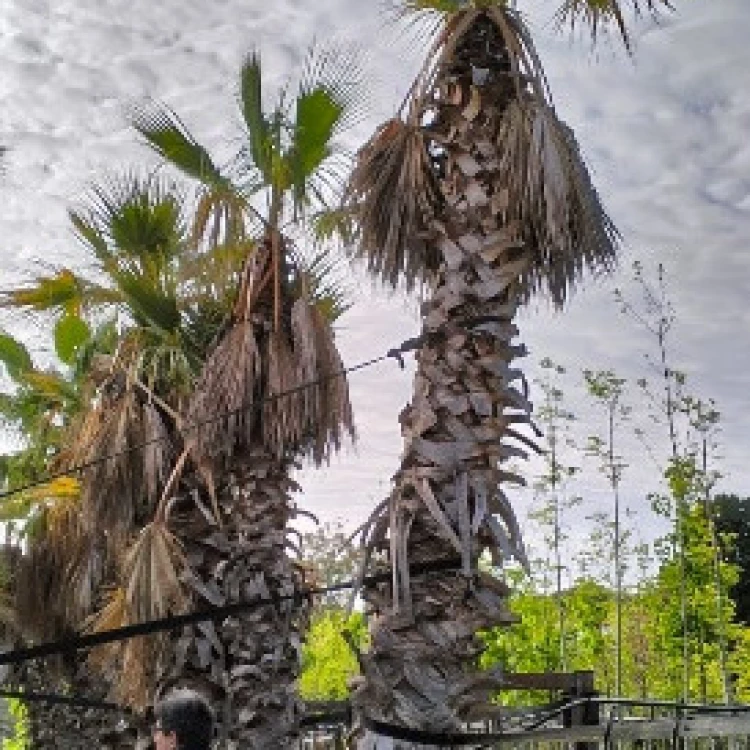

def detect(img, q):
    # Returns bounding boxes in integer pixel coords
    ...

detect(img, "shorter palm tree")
[121,48,361,746]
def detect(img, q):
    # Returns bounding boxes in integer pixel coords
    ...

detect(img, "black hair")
[154,689,214,750]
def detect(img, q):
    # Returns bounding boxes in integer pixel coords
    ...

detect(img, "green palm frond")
[239,52,273,183]
[73,174,188,267]
[289,45,366,215]
[0,269,88,316]
[113,266,181,335]
[54,313,91,366]
[554,0,675,51]
[0,330,32,380]
[129,101,227,186]
[94,176,186,263]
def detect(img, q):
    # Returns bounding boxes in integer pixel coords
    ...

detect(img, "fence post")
[562,670,599,750]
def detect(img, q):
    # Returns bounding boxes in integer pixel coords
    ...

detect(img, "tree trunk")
[353,15,536,748]
[160,447,309,749]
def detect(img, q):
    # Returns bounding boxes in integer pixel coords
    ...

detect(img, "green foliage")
[54,314,91,365]
[2,698,29,750]
[299,609,367,700]
[0,331,32,380]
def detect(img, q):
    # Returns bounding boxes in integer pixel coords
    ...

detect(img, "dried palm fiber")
[350,7,617,747]
[151,450,312,748]
[85,457,189,710]
[15,498,108,644]
[69,375,174,546]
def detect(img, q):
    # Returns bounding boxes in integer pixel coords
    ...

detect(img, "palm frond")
[122,520,187,625]
[496,98,619,307]
[298,43,368,136]
[72,385,174,538]
[187,320,261,464]
[345,118,441,291]
[289,249,352,322]
[239,52,273,182]
[554,0,675,52]
[287,298,354,465]
[82,173,188,264]
[128,100,227,186]
[85,587,162,711]
[0,330,32,380]
[0,269,87,316]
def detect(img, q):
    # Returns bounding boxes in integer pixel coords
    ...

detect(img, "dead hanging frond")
[554,0,675,54]
[122,520,188,625]
[85,587,164,711]
[345,118,442,291]
[14,496,106,642]
[85,520,188,709]
[187,320,261,462]
[496,98,619,307]
[301,299,354,463]
[261,298,354,465]
[72,380,174,537]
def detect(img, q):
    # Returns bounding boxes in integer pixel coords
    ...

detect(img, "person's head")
[153,689,214,750]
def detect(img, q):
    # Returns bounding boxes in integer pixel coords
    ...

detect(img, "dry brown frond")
[72,384,174,538]
[495,98,619,307]
[15,497,106,641]
[299,299,355,464]
[85,586,163,711]
[261,299,355,465]
[345,118,442,291]
[85,586,128,673]
[187,320,261,462]
[122,520,188,625]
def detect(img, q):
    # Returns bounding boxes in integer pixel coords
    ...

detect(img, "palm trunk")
[354,15,536,747]
[159,447,309,748]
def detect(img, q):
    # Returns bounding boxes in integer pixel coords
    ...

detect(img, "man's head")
[153,689,214,750]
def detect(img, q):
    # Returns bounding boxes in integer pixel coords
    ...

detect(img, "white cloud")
[0,0,748,548]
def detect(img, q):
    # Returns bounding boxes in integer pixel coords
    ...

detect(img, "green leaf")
[0,330,32,380]
[54,314,91,365]
[0,269,84,316]
[292,87,342,181]
[240,53,273,181]
[129,101,226,186]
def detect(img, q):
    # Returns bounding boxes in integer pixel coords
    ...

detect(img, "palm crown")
[349,0,675,305]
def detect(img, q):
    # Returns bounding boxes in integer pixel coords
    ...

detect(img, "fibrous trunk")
[353,14,536,748]
[158,448,309,749]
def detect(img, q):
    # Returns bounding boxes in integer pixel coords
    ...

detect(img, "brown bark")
[159,448,310,748]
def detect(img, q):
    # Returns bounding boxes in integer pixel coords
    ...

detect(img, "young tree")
[583,369,629,696]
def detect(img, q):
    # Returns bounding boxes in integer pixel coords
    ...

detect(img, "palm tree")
[82,48,358,746]
[345,1,671,745]
[0,320,141,748]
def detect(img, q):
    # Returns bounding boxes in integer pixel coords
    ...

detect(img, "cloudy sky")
[0,0,748,556]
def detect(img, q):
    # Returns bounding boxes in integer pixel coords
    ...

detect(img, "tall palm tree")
[345,1,672,745]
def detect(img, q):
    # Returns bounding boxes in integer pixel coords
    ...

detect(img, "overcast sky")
[0,0,748,560]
